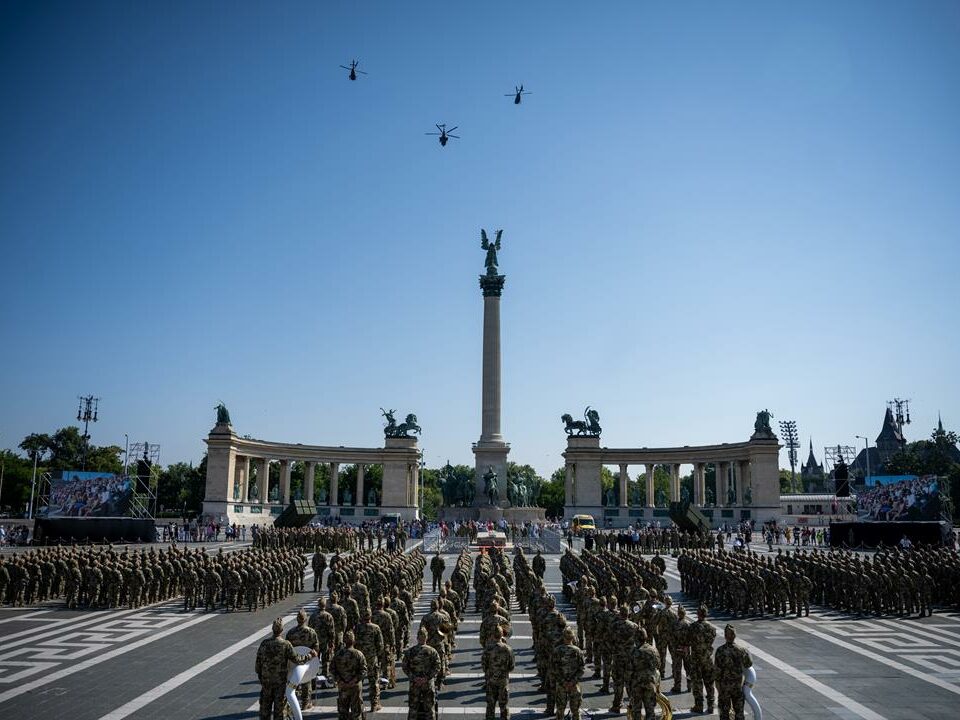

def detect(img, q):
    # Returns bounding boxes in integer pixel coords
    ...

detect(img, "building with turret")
[851,407,907,480]
[800,439,825,491]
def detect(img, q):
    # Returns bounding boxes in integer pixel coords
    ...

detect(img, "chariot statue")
[562,406,602,437]
[382,408,421,438]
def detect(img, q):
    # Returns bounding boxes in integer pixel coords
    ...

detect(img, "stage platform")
[32,517,157,544]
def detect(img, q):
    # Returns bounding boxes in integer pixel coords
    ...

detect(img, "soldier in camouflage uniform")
[332,630,368,720]
[482,625,515,720]
[420,598,454,688]
[554,626,585,720]
[714,624,752,720]
[256,617,316,720]
[310,596,338,680]
[626,627,661,720]
[687,605,717,714]
[372,598,398,689]
[670,605,691,693]
[610,605,639,712]
[329,590,349,648]
[403,628,442,720]
[287,609,321,710]
[355,611,385,712]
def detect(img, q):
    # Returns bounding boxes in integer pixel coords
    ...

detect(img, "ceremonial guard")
[287,609,321,710]
[553,626,585,720]
[331,631,368,720]
[626,627,661,720]
[482,625,515,720]
[687,605,717,714]
[402,628,443,720]
[714,624,752,720]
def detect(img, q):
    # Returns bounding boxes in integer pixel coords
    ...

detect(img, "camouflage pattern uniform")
[626,629,661,720]
[355,613,385,711]
[256,623,312,720]
[287,613,321,710]
[482,628,516,720]
[402,632,442,720]
[309,598,338,678]
[714,625,752,720]
[331,632,368,720]
[687,608,717,713]
[554,628,585,720]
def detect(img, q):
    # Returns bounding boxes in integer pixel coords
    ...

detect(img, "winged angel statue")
[481,229,502,275]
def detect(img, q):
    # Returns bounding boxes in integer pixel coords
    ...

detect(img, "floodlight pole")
[855,435,871,485]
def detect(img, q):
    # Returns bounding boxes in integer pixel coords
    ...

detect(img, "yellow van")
[570,514,596,533]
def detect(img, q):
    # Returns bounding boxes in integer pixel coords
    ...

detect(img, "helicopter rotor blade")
[339,66,351,70]
[446,126,458,132]
[448,134,460,139]
[357,70,368,75]
[425,132,440,136]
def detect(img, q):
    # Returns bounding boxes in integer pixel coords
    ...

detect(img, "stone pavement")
[2,546,959,719]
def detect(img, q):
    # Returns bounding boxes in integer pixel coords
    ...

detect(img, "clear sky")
[1,1,958,477]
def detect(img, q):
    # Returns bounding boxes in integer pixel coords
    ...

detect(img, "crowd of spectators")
[857,476,942,521]
[44,475,133,518]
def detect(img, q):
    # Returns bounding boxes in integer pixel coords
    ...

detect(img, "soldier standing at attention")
[256,618,316,720]
[331,631,368,720]
[403,628,442,720]
[482,626,516,720]
[670,605,691,693]
[430,553,446,593]
[310,597,338,682]
[554,627,585,720]
[688,605,717,714]
[287,609,321,711]
[355,611,385,712]
[533,550,546,579]
[714,624,752,720]
[626,627,661,720]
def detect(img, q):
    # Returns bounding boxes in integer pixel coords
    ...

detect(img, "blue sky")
[1,1,958,477]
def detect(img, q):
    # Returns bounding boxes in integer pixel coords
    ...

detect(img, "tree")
[779,469,794,494]
[539,478,565,518]
[0,450,34,513]
[18,433,51,463]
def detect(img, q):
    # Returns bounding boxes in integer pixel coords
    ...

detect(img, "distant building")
[851,407,907,480]
[800,439,825,491]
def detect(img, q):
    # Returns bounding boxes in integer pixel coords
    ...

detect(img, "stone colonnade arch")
[202,421,420,526]
[562,430,780,528]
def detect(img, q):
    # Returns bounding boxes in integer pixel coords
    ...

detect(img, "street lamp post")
[855,435,871,486]
[123,433,129,476]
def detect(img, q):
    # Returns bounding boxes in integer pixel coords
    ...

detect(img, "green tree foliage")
[539,478,565,517]
[156,456,206,517]
[0,450,34,512]
[779,469,794,494]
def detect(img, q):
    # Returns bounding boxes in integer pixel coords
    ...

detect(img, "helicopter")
[425,123,459,147]
[339,59,368,81]
[505,84,531,104]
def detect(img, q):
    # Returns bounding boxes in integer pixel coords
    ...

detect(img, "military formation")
[581,527,713,554]
[253,525,407,552]
[678,545,960,618]
[0,545,306,612]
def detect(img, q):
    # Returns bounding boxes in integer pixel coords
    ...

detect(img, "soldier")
[310,596,338,681]
[687,605,717,714]
[204,562,222,612]
[610,605,638,713]
[430,553,446,593]
[331,631,368,720]
[355,611,385,712]
[329,590,349,648]
[714,624,752,720]
[373,598,398,689]
[670,605,691,693]
[482,625,516,720]
[403,628,442,720]
[287,609,321,710]
[554,626,585,720]
[533,550,546,579]
[420,599,454,688]
[626,627,660,720]
[256,617,316,720]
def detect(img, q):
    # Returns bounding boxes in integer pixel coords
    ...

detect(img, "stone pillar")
[280,460,291,505]
[357,464,365,506]
[565,464,574,506]
[669,464,679,502]
[474,272,510,506]
[259,458,270,504]
[738,460,750,505]
[645,463,655,507]
[694,463,704,505]
[619,464,629,507]
[718,462,729,507]
[304,462,315,503]
[329,462,340,505]
[411,463,420,511]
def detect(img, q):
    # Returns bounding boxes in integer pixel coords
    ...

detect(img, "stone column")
[357,464,365,506]
[565,464,574,506]
[645,463,655,507]
[280,460,291,505]
[619,464,629,507]
[240,456,250,503]
[259,458,270,504]
[304,462,315,503]
[693,463,704,505]
[669,464,679,502]
[718,462,729,507]
[738,460,750,505]
[329,462,339,505]
[411,463,420,511]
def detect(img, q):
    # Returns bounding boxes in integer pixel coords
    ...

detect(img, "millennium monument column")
[473,229,510,509]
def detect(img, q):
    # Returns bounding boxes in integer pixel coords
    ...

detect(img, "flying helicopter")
[425,123,459,147]
[505,84,531,104]
[339,59,368,81]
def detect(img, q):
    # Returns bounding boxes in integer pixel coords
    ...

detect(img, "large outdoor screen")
[41,471,135,518]
[855,475,944,522]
